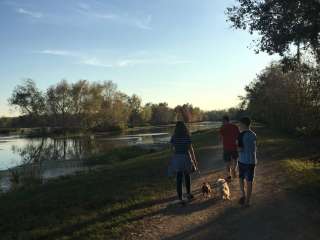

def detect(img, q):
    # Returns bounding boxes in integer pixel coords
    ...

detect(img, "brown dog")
[201,182,212,198]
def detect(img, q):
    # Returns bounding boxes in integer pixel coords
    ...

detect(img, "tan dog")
[213,178,231,200]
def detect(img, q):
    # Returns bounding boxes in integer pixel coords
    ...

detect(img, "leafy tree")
[105,92,130,129]
[128,94,143,126]
[70,80,89,117]
[174,104,205,123]
[47,80,73,127]
[8,79,217,130]
[151,103,175,124]
[140,103,152,124]
[227,0,320,62]
[243,61,320,134]
[9,79,45,116]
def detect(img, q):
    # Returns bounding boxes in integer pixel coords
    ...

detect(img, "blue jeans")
[176,171,191,200]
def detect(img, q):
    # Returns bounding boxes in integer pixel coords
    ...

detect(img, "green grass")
[85,146,157,166]
[282,159,320,200]
[0,129,218,240]
[256,127,320,201]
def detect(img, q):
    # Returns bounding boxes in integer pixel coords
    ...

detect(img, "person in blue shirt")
[169,121,198,204]
[238,117,257,207]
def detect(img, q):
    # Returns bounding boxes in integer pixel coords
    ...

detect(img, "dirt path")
[125,143,320,240]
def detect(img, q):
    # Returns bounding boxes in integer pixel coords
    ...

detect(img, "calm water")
[0,122,220,190]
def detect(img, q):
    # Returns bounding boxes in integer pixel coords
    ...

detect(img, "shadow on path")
[163,192,320,240]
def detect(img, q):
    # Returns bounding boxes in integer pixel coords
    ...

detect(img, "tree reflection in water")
[9,136,98,188]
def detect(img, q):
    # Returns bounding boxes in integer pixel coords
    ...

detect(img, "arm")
[236,127,240,146]
[219,127,224,145]
[189,144,198,169]
[170,136,175,151]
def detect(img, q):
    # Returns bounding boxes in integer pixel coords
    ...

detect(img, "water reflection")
[1,133,172,190]
[0,121,221,191]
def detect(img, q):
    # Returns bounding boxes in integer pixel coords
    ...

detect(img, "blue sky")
[0,0,277,116]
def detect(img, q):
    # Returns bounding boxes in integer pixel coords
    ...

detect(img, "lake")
[0,121,221,190]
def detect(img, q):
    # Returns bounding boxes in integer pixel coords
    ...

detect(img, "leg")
[238,162,246,205]
[231,158,237,178]
[223,151,231,178]
[226,162,231,178]
[245,181,253,205]
[239,177,245,198]
[176,172,183,200]
[184,172,191,195]
[231,152,239,178]
[245,164,255,206]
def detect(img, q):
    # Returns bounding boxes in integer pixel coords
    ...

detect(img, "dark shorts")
[223,150,239,162]
[238,162,255,182]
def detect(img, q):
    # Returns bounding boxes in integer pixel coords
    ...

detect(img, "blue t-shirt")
[238,130,257,165]
[171,135,192,154]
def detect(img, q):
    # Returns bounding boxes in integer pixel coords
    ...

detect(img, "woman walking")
[169,121,198,204]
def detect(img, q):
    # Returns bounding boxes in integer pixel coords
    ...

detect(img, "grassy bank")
[283,160,320,200]
[0,129,218,240]
[256,127,320,201]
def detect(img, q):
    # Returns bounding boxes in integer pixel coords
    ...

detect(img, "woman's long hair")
[174,121,190,138]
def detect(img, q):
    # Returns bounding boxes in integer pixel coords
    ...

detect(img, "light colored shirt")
[239,130,257,165]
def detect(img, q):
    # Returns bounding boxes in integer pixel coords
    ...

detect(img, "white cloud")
[35,49,191,68]
[116,59,147,67]
[16,8,43,18]
[81,57,113,68]
[133,15,152,30]
[38,49,76,56]
[76,4,152,30]
[80,56,191,68]
[93,13,117,20]
[167,60,193,65]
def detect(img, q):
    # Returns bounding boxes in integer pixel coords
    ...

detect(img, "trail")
[125,142,319,240]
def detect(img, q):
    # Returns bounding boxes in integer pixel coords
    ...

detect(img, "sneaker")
[186,193,194,201]
[178,199,187,205]
[232,168,237,178]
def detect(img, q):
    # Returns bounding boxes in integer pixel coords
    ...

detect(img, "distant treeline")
[1,79,241,131]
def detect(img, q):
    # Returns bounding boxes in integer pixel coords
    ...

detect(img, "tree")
[70,80,89,116]
[91,81,131,130]
[227,0,320,62]
[128,94,143,126]
[112,92,131,127]
[9,79,45,116]
[47,80,73,127]
[8,79,214,130]
[140,103,152,124]
[151,103,175,124]
[242,61,320,134]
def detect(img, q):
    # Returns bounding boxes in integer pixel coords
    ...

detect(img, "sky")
[0,0,277,117]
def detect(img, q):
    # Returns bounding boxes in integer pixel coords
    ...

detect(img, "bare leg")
[245,181,253,205]
[239,178,245,198]
[226,162,231,178]
[231,159,237,178]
